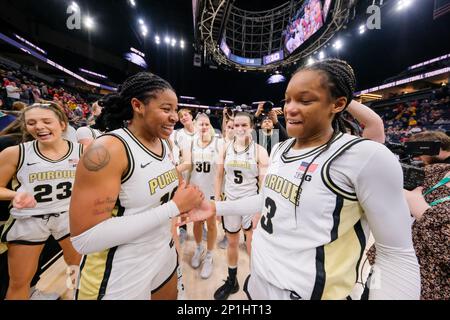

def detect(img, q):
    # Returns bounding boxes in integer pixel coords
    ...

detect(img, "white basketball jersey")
[189,137,223,199]
[224,140,259,200]
[10,140,82,217]
[252,133,370,300]
[107,128,179,244]
[171,128,196,181]
[171,128,196,153]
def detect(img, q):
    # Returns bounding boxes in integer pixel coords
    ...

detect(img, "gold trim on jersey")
[33,140,73,163]
[281,133,344,163]
[232,139,253,155]
[195,136,215,150]
[123,128,165,161]
[76,202,125,300]
[17,143,25,171]
[103,133,135,184]
[311,219,366,300]
[321,138,366,201]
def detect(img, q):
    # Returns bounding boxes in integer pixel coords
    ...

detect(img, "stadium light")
[171,38,176,47]
[138,19,144,25]
[129,0,136,7]
[307,57,315,66]
[84,16,95,30]
[164,36,170,44]
[141,25,148,36]
[318,51,325,60]
[333,39,343,50]
[397,0,413,11]
[359,25,366,34]
[155,35,161,44]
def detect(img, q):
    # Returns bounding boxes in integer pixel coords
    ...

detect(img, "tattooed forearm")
[93,206,115,216]
[92,196,117,215]
[83,144,111,172]
[94,197,117,206]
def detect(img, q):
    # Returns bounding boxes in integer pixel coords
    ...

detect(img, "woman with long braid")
[182,59,421,300]
[69,72,204,300]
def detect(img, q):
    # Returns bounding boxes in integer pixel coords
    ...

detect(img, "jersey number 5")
[234,170,243,184]
[260,197,276,234]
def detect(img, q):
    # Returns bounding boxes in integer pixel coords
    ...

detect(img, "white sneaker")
[191,246,203,269]
[200,256,213,279]
[29,288,60,300]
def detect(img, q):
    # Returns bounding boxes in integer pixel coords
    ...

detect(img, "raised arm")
[347,100,385,143]
[354,142,420,299]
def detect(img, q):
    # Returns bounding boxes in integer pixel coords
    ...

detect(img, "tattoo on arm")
[92,197,117,216]
[83,144,111,172]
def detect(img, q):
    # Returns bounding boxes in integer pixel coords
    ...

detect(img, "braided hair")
[287,59,357,223]
[94,72,174,132]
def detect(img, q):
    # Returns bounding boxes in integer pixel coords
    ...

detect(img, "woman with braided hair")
[182,59,421,300]
[69,72,204,300]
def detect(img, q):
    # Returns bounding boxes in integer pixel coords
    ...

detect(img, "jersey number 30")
[260,197,276,234]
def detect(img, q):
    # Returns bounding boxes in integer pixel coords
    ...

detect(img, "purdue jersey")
[252,133,370,300]
[10,140,82,217]
[189,137,223,199]
[171,128,196,154]
[171,128,196,181]
[224,141,259,200]
[77,128,179,300]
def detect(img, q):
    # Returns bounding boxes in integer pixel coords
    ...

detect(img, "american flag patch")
[298,161,318,173]
[69,159,79,167]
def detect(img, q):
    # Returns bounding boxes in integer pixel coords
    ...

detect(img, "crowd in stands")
[376,96,450,143]
[2,61,449,145]
[0,64,99,131]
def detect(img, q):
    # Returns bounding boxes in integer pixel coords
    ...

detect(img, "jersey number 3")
[260,197,276,234]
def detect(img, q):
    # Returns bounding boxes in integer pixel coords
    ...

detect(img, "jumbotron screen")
[284,0,324,55]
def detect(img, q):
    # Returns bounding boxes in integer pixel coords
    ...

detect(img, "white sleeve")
[215,194,263,216]
[70,201,179,254]
[76,127,94,142]
[354,143,420,300]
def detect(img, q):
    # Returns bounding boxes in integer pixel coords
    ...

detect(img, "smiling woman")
[0,102,82,300]
[184,59,421,300]
[69,72,205,300]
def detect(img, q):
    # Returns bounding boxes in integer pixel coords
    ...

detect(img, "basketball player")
[177,113,221,279]
[213,112,269,300]
[171,108,197,243]
[183,59,421,300]
[69,72,204,300]
[0,102,82,300]
[217,118,235,249]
